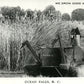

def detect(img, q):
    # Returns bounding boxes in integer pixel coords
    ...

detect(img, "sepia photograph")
[0,0,84,83]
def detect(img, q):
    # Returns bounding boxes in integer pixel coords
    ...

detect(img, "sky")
[0,0,84,15]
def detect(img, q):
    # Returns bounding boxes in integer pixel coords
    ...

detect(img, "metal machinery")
[20,27,84,77]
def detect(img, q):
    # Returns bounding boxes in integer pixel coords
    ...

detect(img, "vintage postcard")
[0,0,84,84]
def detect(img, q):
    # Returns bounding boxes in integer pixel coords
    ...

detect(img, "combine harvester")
[20,27,84,77]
